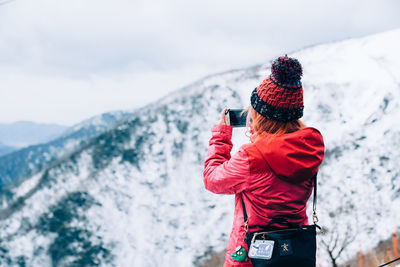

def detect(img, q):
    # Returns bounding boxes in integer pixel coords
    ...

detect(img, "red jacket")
[203,125,324,266]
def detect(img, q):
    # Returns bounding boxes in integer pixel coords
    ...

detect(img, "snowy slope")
[0,110,132,187]
[0,29,400,266]
[295,30,400,264]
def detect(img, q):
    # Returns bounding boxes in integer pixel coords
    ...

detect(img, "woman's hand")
[218,108,230,125]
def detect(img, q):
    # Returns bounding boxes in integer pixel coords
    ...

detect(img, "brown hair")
[245,106,305,138]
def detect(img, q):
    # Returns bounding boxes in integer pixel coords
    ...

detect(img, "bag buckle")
[312,211,319,224]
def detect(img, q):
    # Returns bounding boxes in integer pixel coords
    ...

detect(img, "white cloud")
[0,0,399,125]
[0,67,210,125]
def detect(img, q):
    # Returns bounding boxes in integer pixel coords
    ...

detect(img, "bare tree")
[320,226,356,267]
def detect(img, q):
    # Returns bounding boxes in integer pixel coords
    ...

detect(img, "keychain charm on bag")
[231,222,249,262]
[231,245,249,262]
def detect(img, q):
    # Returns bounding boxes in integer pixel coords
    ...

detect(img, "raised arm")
[203,124,250,194]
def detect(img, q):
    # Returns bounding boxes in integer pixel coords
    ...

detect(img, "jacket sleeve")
[203,124,250,194]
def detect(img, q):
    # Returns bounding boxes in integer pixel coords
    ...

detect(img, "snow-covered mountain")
[0,142,15,157]
[0,111,132,187]
[0,29,400,266]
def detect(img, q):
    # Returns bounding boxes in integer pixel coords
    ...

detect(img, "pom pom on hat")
[250,55,304,122]
[271,56,303,87]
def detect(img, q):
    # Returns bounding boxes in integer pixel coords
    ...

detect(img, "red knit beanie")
[250,56,304,122]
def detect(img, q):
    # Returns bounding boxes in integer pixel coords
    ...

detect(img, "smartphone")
[226,109,248,127]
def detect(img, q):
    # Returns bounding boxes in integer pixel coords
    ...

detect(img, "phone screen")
[228,109,248,127]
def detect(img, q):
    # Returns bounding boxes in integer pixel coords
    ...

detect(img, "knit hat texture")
[250,56,304,122]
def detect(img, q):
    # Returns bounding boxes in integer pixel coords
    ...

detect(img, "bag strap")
[312,174,318,224]
[241,173,318,226]
[241,191,248,222]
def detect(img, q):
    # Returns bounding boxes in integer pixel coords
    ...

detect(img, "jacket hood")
[254,127,325,183]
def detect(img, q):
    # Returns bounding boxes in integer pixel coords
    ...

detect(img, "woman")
[203,56,325,267]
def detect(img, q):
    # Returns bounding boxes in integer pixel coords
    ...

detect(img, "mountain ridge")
[0,121,68,149]
[0,110,133,187]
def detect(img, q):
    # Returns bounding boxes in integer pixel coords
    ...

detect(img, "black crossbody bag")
[241,174,320,267]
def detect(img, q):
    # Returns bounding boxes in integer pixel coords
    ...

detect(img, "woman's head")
[245,105,304,137]
[247,56,305,138]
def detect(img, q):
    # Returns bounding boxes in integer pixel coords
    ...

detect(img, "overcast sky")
[1,0,400,126]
